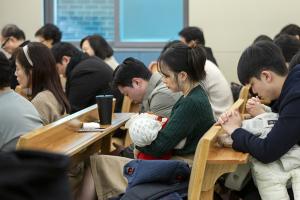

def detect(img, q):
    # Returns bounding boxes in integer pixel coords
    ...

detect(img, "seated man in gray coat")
[112,57,181,118]
[111,57,181,158]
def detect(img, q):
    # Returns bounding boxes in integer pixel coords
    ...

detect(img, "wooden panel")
[121,96,140,113]
[17,104,133,166]
[188,98,249,200]
[208,146,249,164]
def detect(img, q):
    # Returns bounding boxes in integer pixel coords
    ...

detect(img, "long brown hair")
[15,42,70,114]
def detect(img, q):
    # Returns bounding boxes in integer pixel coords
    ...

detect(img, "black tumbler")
[96,95,113,125]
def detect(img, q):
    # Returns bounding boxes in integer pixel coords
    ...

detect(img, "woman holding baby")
[76,41,215,200]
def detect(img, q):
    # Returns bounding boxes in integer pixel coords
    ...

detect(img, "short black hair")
[112,57,151,88]
[35,23,62,45]
[274,34,300,63]
[280,24,300,37]
[178,26,205,46]
[289,51,300,70]
[51,42,81,63]
[0,52,12,88]
[237,41,288,85]
[253,34,273,44]
[1,24,25,40]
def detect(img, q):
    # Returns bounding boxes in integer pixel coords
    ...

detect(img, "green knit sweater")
[137,85,215,157]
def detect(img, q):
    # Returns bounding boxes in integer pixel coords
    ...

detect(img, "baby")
[125,113,186,160]
[218,97,300,200]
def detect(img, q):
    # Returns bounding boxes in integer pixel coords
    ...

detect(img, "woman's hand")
[217,110,242,134]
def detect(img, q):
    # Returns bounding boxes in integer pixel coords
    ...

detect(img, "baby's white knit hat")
[126,113,162,147]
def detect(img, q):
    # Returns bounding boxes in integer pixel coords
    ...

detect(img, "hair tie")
[22,45,33,66]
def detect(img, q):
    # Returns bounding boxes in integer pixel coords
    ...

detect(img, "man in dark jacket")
[51,42,113,113]
[218,41,300,199]
[1,24,29,89]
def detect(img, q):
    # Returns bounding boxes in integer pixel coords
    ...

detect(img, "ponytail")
[158,41,206,82]
[187,42,206,81]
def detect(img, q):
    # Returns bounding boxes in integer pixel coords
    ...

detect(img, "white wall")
[189,0,300,82]
[1,0,300,82]
[0,0,43,41]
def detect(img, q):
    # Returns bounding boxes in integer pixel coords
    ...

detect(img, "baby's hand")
[216,133,233,148]
[246,97,265,117]
[133,148,140,159]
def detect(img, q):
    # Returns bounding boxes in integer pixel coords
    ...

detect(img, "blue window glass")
[48,0,186,44]
[119,0,184,42]
[54,0,114,41]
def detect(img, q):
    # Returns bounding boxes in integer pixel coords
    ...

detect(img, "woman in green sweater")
[135,42,215,157]
[77,42,215,200]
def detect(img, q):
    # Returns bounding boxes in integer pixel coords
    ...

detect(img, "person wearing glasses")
[1,24,29,89]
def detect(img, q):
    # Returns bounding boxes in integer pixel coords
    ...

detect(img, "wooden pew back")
[238,84,251,115]
[17,105,133,166]
[188,99,249,200]
[121,96,140,113]
[17,105,96,153]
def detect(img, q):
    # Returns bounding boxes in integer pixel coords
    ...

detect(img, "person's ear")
[131,77,142,88]
[261,70,272,83]
[62,56,71,65]
[178,71,188,82]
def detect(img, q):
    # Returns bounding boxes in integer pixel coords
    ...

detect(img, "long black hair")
[15,42,70,114]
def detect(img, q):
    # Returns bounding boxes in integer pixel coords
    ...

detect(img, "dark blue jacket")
[232,64,300,163]
[110,160,190,200]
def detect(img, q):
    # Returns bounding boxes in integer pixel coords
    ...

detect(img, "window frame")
[44,0,188,48]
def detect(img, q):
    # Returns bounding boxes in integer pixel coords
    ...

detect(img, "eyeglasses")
[1,37,10,49]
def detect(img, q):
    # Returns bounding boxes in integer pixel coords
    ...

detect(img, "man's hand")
[217,110,242,134]
[246,96,265,117]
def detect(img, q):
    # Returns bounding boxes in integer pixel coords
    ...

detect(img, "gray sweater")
[0,90,43,151]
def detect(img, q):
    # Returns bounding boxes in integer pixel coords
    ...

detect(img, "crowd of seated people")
[1,22,300,200]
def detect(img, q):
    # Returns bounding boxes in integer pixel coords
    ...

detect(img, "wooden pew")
[120,96,139,146]
[121,96,140,113]
[17,104,133,167]
[188,99,249,200]
[238,84,250,114]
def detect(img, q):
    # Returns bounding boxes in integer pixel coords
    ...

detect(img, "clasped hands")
[217,96,265,135]
[217,109,242,135]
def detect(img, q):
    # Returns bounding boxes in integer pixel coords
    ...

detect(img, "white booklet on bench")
[77,122,106,132]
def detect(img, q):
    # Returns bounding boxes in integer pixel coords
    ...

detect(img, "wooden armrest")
[207,146,249,164]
